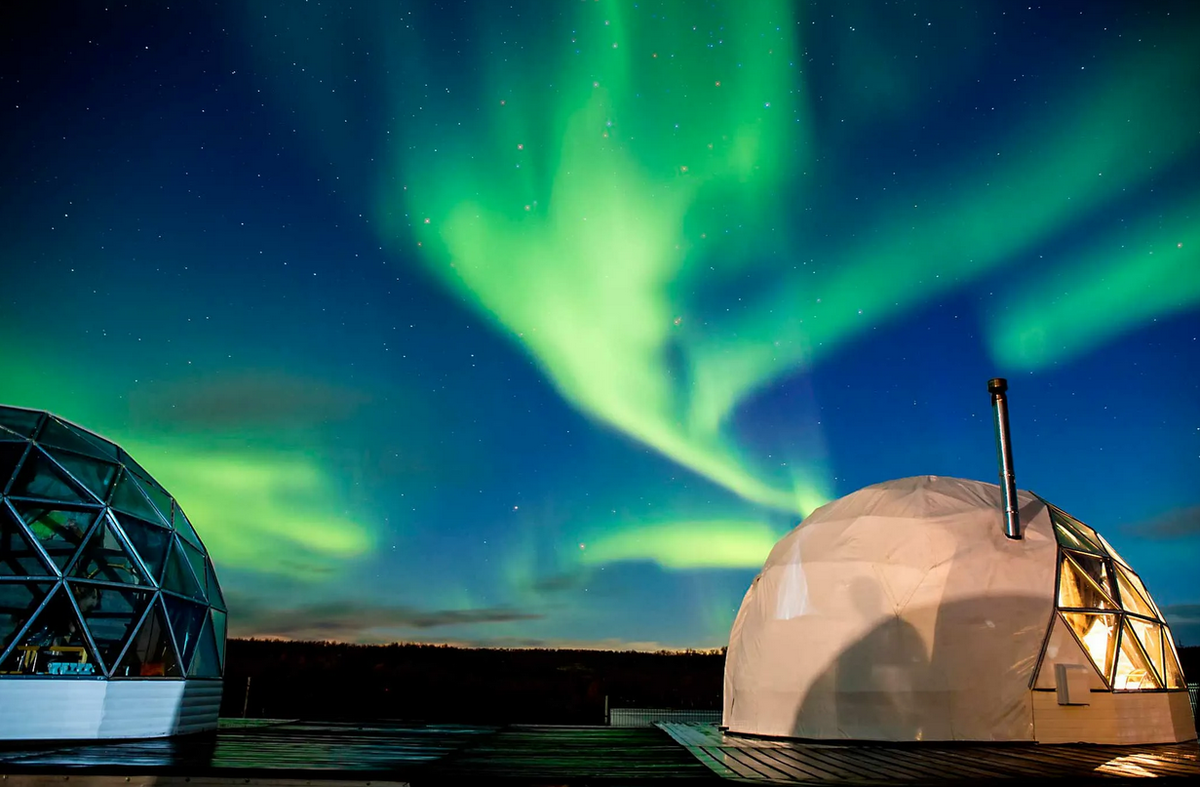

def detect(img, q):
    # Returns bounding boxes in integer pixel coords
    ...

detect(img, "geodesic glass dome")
[0,404,225,680]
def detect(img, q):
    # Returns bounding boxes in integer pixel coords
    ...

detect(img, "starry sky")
[1,0,1198,649]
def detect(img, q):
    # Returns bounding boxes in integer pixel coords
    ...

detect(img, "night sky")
[1,1,1197,649]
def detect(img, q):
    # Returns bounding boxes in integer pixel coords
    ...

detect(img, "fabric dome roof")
[1,404,226,681]
[722,475,1187,742]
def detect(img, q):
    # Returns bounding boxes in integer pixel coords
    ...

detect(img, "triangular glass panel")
[0,442,29,489]
[115,597,182,678]
[178,539,209,600]
[1112,619,1162,690]
[0,407,43,439]
[1114,563,1161,620]
[210,608,227,670]
[67,581,148,675]
[161,537,204,601]
[188,614,221,678]
[1096,532,1132,569]
[119,450,162,494]
[0,425,26,441]
[1060,611,1118,684]
[1,585,99,676]
[69,516,148,586]
[1162,626,1186,689]
[0,581,53,659]
[1050,507,1105,555]
[109,469,168,526]
[1126,617,1165,685]
[1057,553,1118,610]
[8,447,89,504]
[163,594,207,672]
[131,474,175,531]
[205,560,225,611]
[44,448,119,505]
[0,504,52,576]
[39,418,117,464]
[111,513,172,584]
[1059,552,1117,605]
[171,502,203,550]
[10,501,101,572]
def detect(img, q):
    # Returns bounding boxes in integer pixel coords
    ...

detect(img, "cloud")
[1123,506,1200,539]
[529,572,587,594]
[225,593,543,642]
[1160,603,1200,648]
[130,372,369,430]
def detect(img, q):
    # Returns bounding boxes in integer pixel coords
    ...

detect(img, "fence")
[608,708,722,727]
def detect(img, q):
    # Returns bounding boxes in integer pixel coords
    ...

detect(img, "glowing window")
[1044,501,1188,693]
[1113,619,1162,690]
[1060,611,1118,681]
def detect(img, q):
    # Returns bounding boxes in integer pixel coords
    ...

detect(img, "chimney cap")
[987,377,1008,395]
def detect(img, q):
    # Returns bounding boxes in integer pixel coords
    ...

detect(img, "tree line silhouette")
[220,639,725,724]
[219,639,1198,724]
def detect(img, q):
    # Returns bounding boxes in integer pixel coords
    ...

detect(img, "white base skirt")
[0,678,222,740]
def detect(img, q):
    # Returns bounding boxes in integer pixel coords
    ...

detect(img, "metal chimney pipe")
[988,378,1021,539]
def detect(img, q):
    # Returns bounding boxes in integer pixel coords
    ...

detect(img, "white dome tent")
[723,382,1196,745]
[0,405,226,740]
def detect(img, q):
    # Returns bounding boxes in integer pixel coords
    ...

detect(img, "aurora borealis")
[1,0,1198,648]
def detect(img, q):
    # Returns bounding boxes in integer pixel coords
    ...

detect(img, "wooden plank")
[700,746,782,781]
[896,747,1027,779]
[746,746,852,783]
[724,746,803,781]
[795,746,899,781]
[763,747,862,781]
[836,746,958,780]
[1099,751,1200,777]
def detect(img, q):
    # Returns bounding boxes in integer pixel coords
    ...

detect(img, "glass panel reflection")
[1058,554,1117,609]
[69,517,146,586]
[109,470,168,526]
[161,538,205,601]
[115,599,181,678]
[1050,508,1105,555]
[9,449,88,504]
[1114,564,1161,620]
[45,449,118,505]
[39,419,115,464]
[0,406,43,438]
[163,594,207,671]
[11,502,99,572]
[187,615,221,678]
[113,514,172,583]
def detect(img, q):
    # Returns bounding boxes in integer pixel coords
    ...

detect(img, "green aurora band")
[396,0,826,516]
[0,353,375,576]
[388,1,1200,539]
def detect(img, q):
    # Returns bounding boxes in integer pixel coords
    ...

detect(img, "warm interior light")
[1080,617,1112,671]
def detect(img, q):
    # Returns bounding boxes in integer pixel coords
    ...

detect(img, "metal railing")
[608,708,721,727]
[1188,682,1198,721]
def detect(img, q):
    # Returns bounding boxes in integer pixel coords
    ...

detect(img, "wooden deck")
[659,722,1200,783]
[0,719,1196,785]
